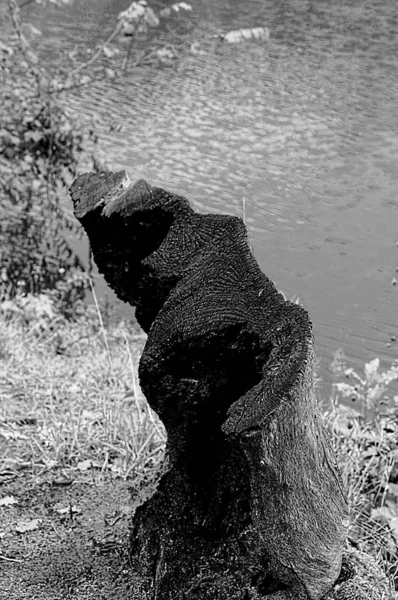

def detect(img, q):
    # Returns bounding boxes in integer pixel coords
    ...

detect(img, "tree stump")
[70,170,349,599]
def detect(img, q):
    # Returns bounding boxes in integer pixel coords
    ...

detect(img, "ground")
[0,299,397,598]
[0,467,137,600]
[0,305,162,599]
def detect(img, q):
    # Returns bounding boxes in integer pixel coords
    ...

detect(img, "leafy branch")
[0,1,195,311]
[8,0,43,94]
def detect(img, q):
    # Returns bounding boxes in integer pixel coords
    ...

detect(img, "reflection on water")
[31,0,398,399]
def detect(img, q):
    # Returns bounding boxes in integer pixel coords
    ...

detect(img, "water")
[28,0,398,401]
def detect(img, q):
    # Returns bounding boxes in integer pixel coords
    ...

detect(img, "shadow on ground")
[0,470,146,599]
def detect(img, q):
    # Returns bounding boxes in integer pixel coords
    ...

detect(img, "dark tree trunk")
[70,170,349,600]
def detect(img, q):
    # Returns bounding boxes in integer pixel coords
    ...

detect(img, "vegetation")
[325,353,398,590]
[0,0,266,312]
[0,296,165,485]
[0,298,397,592]
[0,1,193,313]
[1,0,90,310]
[0,1,397,595]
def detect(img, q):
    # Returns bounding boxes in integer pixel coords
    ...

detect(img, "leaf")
[102,46,116,59]
[0,42,13,56]
[24,24,42,37]
[371,502,398,541]
[364,358,380,383]
[159,7,171,17]
[119,2,159,30]
[110,463,123,475]
[77,459,94,471]
[31,178,42,192]
[24,131,43,143]
[157,46,178,63]
[45,0,75,5]
[251,27,269,40]
[144,6,159,27]
[0,428,28,441]
[390,517,398,539]
[79,75,91,86]
[105,68,116,79]
[26,50,39,65]
[190,41,203,55]
[118,2,146,22]
[15,519,41,533]
[223,27,270,44]
[362,446,379,459]
[174,2,192,10]
[331,405,361,436]
[56,505,81,515]
[52,476,73,486]
[0,496,18,507]
[334,382,356,397]
[67,47,78,61]
[82,410,103,422]
[160,2,192,17]
[68,383,81,394]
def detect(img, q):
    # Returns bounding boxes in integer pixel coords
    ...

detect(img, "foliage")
[331,350,398,415]
[0,0,198,315]
[159,3,192,18]
[325,354,398,589]
[0,299,397,589]
[0,0,270,315]
[0,92,90,303]
[0,0,93,312]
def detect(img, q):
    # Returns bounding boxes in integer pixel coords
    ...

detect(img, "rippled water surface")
[32,0,398,397]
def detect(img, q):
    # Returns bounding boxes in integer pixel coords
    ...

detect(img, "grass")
[0,296,166,489]
[324,354,398,592]
[0,293,397,594]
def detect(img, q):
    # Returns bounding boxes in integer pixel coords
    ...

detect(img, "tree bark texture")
[70,170,351,600]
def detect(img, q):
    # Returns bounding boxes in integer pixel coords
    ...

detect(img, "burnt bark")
[70,170,349,600]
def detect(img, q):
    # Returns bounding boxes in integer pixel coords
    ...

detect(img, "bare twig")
[50,521,62,538]
[8,0,43,95]
[123,331,143,427]
[89,277,112,369]
[0,553,23,563]
[123,47,156,72]
[67,20,124,78]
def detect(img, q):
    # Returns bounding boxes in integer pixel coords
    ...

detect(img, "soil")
[0,468,147,600]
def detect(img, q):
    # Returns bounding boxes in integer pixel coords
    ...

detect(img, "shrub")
[0,1,91,311]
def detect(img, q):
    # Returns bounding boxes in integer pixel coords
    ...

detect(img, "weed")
[1,302,397,591]
[0,299,165,487]
[325,351,398,591]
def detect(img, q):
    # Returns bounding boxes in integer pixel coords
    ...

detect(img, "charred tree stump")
[70,170,349,600]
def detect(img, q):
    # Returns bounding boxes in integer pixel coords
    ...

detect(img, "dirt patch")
[0,469,147,600]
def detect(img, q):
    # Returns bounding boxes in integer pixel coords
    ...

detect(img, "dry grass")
[0,299,166,487]
[0,295,397,593]
[324,397,398,592]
